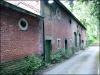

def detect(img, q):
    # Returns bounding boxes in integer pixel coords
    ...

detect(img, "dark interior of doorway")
[45,40,52,63]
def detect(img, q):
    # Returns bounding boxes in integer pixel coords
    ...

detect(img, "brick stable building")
[41,0,86,62]
[0,0,86,63]
[0,1,44,62]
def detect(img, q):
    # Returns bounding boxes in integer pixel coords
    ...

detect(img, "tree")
[61,0,99,44]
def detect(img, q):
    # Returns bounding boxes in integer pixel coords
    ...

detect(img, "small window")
[82,40,84,43]
[57,39,61,49]
[18,18,28,31]
[69,19,72,24]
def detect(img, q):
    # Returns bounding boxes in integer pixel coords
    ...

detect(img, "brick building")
[0,1,44,62]
[41,0,86,62]
[0,0,86,63]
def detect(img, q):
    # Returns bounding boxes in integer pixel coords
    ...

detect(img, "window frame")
[57,38,61,49]
[18,18,28,31]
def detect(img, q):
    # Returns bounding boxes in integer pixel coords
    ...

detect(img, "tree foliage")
[61,0,99,44]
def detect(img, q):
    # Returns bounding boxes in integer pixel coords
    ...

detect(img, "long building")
[41,0,86,62]
[0,0,86,63]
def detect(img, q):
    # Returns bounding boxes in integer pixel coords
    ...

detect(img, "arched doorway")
[79,34,81,48]
[74,32,77,47]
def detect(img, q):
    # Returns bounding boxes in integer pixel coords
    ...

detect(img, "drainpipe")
[42,19,45,61]
[40,0,45,62]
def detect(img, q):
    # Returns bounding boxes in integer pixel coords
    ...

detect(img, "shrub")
[0,55,42,75]
[51,48,75,64]
[51,49,67,64]
[66,48,73,58]
[25,55,42,71]
[51,51,62,64]
[20,55,42,75]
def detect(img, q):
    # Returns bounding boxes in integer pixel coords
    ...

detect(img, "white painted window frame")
[57,38,61,49]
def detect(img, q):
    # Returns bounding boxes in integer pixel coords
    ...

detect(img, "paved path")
[42,46,99,74]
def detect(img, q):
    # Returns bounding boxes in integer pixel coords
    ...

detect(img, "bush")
[51,50,62,64]
[0,55,42,75]
[51,48,74,64]
[65,48,73,58]
[51,49,68,64]
[25,55,42,71]
[22,55,42,74]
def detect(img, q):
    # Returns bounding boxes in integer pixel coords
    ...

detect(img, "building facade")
[0,0,86,63]
[0,1,44,62]
[41,0,86,62]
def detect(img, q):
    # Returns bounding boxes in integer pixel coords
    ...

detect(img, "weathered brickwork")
[43,1,86,52]
[0,6,43,62]
[0,0,86,62]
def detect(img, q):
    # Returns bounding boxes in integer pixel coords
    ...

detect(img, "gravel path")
[42,46,99,74]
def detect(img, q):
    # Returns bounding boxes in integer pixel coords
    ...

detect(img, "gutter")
[42,19,45,61]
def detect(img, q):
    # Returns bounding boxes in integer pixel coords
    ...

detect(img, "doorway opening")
[45,40,52,63]
[79,34,81,48]
[82,40,84,49]
[65,39,68,51]
[74,32,77,47]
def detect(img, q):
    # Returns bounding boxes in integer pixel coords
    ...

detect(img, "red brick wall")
[0,6,43,62]
[80,28,86,47]
[43,2,86,52]
[43,4,73,52]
